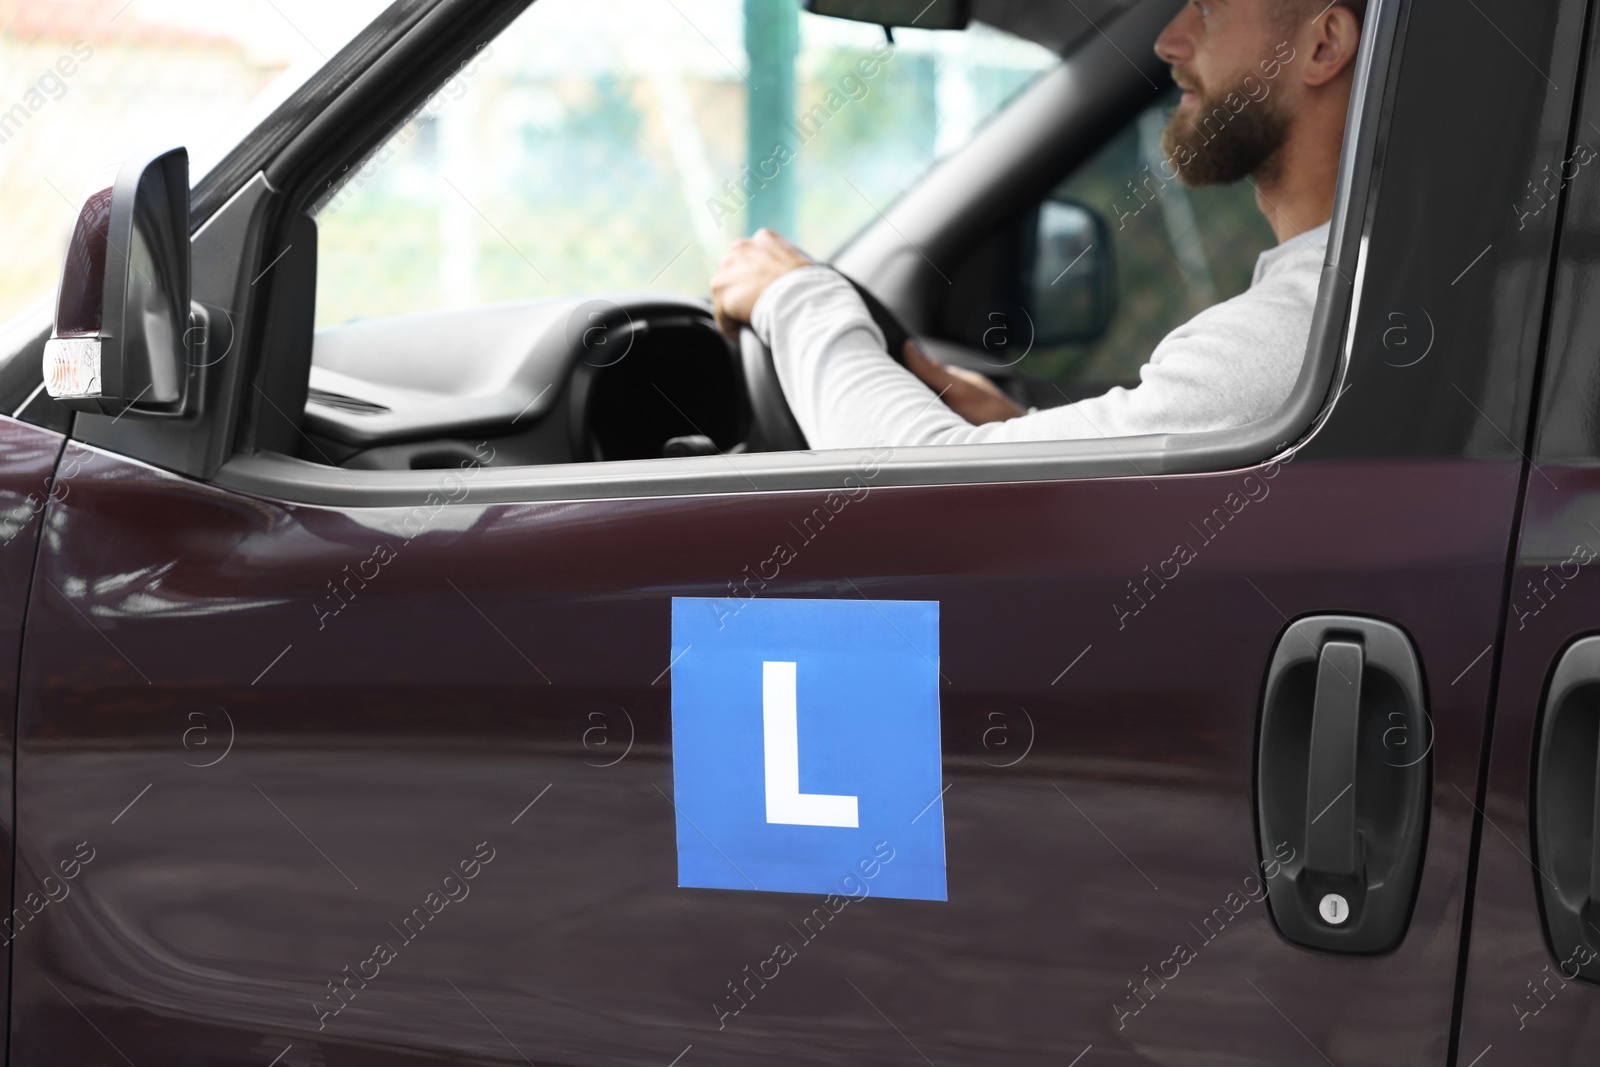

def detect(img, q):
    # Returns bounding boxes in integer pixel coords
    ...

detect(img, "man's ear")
[1301,6,1362,88]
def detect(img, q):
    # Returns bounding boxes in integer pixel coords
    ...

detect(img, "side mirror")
[802,0,970,31]
[43,146,213,417]
[1026,198,1117,347]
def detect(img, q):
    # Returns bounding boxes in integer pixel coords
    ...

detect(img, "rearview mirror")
[1027,198,1116,347]
[43,146,213,417]
[803,0,970,31]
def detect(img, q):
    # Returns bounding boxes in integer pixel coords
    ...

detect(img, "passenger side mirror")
[1026,198,1117,348]
[43,146,208,417]
[802,0,970,31]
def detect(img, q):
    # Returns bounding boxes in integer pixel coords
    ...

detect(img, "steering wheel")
[738,327,809,452]
[736,270,916,454]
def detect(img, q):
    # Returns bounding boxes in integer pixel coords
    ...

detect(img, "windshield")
[0,0,393,324]
[312,0,1061,326]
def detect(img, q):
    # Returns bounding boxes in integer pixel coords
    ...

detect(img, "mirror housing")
[802,0,970,31]
[43,146,214,417]
[1027,197,1116,347]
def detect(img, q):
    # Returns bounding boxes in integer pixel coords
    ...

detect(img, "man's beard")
[1161,79,1290,187]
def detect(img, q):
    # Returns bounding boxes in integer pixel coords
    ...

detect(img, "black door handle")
[1532,637,1600,982]
[1257,616,1430,953]
[1305,640,1363,883]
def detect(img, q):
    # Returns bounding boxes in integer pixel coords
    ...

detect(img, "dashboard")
[299,294,749,471]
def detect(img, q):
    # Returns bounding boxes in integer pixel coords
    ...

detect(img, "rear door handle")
[1257,616,1431,953]
[1533,637,1600,982]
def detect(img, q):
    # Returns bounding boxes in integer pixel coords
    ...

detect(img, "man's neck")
[1253,107,1344,243]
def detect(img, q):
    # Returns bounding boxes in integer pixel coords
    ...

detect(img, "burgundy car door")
[2,1,1583,1066]
[1453,7,1600,1062]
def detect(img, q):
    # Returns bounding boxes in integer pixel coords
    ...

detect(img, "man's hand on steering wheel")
[711,229,1024,429]
[710,229,814,338]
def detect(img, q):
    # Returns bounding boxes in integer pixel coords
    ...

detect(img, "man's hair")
[1285,0,1366,28]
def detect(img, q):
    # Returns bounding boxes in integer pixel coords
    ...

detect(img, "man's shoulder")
[1204,249,1323,323]
[1253,223,1331,283]
[1149,241,1323,367]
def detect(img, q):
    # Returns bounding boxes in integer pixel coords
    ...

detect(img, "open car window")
[44,0,1388,505]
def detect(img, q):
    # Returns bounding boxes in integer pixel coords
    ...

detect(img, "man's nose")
[1154,6,1195,65]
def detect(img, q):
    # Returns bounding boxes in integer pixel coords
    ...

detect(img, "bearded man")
[709,0,1367,445]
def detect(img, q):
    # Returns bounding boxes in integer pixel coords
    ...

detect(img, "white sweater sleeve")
[749,253,1322,449]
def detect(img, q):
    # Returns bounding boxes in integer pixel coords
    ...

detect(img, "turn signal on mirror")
[42,337,102,400]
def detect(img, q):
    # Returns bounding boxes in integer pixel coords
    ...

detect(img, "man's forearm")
[751,267,994,449]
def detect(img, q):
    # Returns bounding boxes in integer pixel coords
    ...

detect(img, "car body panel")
[0,416,64,1067]
[6,442,1517,1066]
[1454,467,1600,1064]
